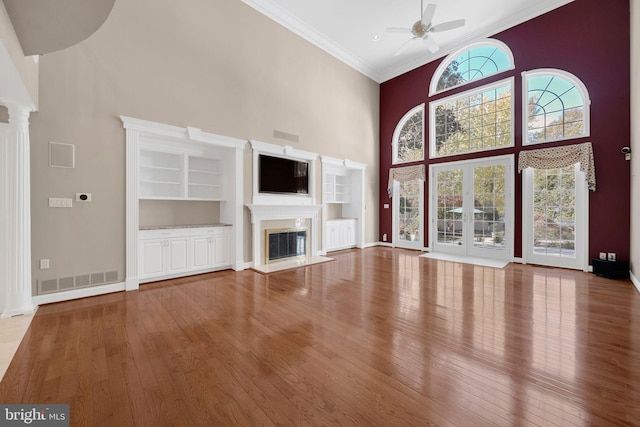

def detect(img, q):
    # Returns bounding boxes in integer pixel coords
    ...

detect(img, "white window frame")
[429,77,515,159]
[522,68,591,146]
[392,104,425,165]
[429,39,515,96]
[521,164,589,271]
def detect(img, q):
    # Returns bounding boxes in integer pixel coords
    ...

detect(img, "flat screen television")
[259,154,309,195]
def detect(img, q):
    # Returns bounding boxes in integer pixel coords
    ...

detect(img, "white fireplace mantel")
[247,204,322,268]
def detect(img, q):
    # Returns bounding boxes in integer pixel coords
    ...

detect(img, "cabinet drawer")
[190,226,231,237]
[140,228,191,240]
[326,219,356,226]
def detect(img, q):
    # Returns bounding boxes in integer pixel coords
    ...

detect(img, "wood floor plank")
[2,247,640,426]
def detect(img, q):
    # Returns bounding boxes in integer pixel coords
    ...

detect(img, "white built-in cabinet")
[321,156,366,253]
[325,219,357,251]
[139,226,232,283]
[123,117,246,291]
[190,227,231,270]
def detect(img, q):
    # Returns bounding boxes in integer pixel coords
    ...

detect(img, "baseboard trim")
[376,242,394,248]
[630,271,640,295]
[32,282,126,306]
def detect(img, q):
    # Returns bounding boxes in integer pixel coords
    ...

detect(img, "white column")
[1,104,35,318]
[125,128,140,291]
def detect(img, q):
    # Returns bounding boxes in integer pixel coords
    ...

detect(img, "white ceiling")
[241,0,573,83]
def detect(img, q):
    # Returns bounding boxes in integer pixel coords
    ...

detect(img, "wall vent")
[90,272,105,285]
[59,277,75,290]
[273,129,299,143]
[105,271,118,282]
[75,274,90,287]
[36,270,120,295]
[39,279,58,294]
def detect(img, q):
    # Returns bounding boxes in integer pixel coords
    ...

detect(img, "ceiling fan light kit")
[386,1,465,56]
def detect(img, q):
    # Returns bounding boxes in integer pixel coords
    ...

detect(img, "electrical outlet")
[608,252,616,262]
[383,204,390,209]
[599,252,607,260]
[40,259,50,269]
[383,233,387,241]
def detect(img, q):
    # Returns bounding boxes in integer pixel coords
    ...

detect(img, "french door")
[393,178,424,250]
[522,164,588,270]
[430,155,514,260]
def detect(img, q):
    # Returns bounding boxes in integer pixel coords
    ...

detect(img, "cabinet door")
[167,237,190,275]
[327,224,338,250]
[140,239,165,279]
[212,234,231,267]
[191,236,211,270]
[345,221,356,246]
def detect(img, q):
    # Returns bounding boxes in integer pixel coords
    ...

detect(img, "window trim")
[522,68,591,146]
[429,76,515,159]
[392,103,425,165]
[429,39,515,96]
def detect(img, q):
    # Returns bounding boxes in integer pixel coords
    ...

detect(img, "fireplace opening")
[265,228,307,263]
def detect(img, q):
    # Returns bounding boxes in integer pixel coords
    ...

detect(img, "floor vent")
[37,270,120,295]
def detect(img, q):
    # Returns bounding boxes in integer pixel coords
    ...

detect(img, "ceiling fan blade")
[422,36,440,53]
[386,27,412,34]
[431,19,466,32]
[422,3,437,26]
[394,37,417,56]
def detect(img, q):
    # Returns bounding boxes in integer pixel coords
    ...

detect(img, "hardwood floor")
[2,247,639,426]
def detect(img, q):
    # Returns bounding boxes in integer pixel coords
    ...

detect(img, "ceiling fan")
[386,1,465,56]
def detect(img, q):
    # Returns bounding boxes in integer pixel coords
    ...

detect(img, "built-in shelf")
[321,156,366,254]
[138,150,225,200]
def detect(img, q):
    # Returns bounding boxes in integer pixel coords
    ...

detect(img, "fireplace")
[246,204,322,270]
[265,228,307,263]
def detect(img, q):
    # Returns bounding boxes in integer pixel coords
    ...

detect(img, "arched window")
[392,104,424,164]
[523,69,590,145]
[429,39,514,95]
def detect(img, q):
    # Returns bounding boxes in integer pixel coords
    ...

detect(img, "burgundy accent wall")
[379,0,631,261]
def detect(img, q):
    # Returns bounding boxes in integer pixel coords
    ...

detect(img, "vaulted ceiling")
[241,0,574,82]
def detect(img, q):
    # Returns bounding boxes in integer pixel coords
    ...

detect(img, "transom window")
[392,104,424,164]
[430,78,514,158]
[430,39,514,95]
[523,69,590,145]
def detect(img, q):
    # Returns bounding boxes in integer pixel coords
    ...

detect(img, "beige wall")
[631,0,640,287]
[0,1,38,107]
[29,0,379,291]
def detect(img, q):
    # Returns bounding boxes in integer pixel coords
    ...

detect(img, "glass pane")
[526,73,586,143]
[435,44,513,92]
[433,81,512,157]
[399,180,421,242]
[436,169,464,246]
[532,166,577,258]
[473,165,506,251]
[396,109,424,163]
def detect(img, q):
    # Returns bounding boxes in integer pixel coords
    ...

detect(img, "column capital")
[5,103,32,126]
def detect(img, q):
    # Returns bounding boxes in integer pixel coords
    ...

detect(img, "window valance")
[518,142,596,191]
[387,164,426,197]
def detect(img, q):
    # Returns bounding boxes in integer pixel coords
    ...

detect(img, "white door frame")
[521,165,589,271]
[429,154,515,260]
[392,178,424,250]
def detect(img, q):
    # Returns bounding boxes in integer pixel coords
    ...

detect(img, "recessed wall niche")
[138,200,221,227]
